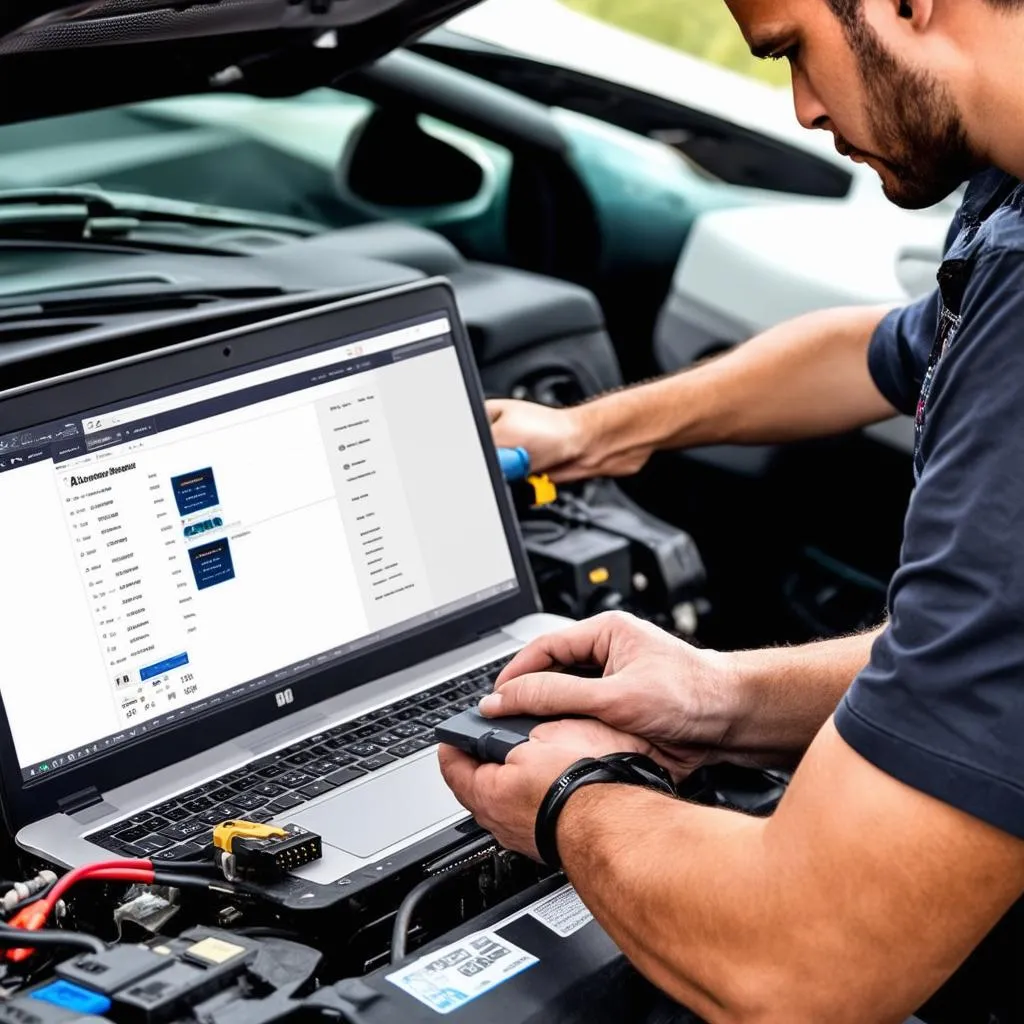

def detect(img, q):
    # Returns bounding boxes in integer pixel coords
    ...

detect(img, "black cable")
[151,860,222,877]
[390,837,501,963]
[0,925,105,956]
[153,871,238,891]
[390,873,458,965]
[555,492,595,523]
[2,883,55,919]
[521,520,570,544]
[157,872,272,905]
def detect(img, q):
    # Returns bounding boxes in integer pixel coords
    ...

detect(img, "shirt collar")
[959,167,1019,224]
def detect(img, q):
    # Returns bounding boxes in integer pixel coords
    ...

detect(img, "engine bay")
[0,764,784,1023]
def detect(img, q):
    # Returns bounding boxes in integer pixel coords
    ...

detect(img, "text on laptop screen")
[0,313,518,780]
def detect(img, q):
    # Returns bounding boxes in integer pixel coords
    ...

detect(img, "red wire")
[7,861,155,935]
[43,860,154,914]
[5,862,156,962]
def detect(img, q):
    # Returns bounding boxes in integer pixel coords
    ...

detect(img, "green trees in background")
[561,0,789,87]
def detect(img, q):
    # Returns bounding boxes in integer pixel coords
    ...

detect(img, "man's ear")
[892,0,936,30]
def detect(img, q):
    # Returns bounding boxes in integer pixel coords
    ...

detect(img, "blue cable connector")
[497,447,531,482]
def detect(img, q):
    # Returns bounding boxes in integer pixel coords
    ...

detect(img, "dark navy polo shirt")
[835,168,1024,841]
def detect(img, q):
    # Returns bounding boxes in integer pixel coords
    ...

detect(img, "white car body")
[448,0,954,212]
[450,0,953,453]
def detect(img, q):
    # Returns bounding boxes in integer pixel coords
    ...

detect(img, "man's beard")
[841,16,980,209]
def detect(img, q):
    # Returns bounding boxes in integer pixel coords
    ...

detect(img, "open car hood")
[0,0,482,124]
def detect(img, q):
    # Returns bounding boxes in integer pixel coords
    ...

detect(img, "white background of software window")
[0,345,514,769]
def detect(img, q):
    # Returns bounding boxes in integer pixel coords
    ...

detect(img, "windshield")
[0,91,377,230]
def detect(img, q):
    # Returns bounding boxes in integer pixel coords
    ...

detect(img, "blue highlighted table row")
[139,652,189,681]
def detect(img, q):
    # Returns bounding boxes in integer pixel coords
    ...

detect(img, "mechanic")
[438,1,1024,1022]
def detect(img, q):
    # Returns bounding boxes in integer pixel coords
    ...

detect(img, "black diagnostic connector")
[435,709,555,764]
[211,821,322,881]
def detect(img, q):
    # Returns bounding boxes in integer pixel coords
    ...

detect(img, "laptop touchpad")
[287,757,465,860]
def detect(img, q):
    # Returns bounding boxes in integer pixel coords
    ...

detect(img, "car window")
[0,90,373,228]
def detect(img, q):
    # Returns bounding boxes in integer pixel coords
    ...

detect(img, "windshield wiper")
[0,188,323,242]
[0,283,288,323]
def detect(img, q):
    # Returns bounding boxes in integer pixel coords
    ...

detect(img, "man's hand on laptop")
[439,717,645,861]
[477,612,741,780]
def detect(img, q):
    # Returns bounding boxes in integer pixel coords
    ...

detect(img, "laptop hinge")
[57,787,102,816]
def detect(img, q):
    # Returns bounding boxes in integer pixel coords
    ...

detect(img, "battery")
[356,877,685,1023]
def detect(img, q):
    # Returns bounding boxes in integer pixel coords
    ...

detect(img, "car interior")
[0,41,910,653]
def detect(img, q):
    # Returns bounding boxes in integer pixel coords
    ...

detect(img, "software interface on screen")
[0,313,518,780]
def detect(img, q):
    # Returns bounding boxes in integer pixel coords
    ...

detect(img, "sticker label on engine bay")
[527,884,593,937]
[386,930,538,1014]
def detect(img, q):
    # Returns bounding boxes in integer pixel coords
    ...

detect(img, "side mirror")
[340,107,484,209]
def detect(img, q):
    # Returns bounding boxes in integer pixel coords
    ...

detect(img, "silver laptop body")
[0,279,568,885]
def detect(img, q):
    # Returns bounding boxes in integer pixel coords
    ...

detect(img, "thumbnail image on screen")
[171,467,220,517]
[188,538,235,591]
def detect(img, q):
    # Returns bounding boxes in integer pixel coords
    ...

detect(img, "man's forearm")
[718,627,883,762]
[575,305,896,475]
[558,783,776,1023]
[554,719,1013,1024]
[442,711,1024,1024]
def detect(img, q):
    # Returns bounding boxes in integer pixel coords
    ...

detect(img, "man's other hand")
[481,612,747,778]
[486,398,588,480]
[487,397,658,482]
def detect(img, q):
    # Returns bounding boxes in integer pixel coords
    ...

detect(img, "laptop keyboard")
[86,657,508,861]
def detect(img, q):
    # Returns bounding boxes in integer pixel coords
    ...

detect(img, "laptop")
[0,278,569,887]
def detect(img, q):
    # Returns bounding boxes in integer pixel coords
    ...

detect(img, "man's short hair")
[826,0,1023,21]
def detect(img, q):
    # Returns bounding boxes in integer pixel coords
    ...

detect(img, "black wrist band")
[598,753,676,793]
[534,753,677,870]
[535,759,618,870]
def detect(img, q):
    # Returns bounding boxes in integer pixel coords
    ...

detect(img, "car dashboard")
[0,221,623,413]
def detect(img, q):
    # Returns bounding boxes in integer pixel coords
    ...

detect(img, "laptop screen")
[0,311,518,782]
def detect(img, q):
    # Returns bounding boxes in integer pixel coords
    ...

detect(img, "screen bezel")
[0,278,538,831]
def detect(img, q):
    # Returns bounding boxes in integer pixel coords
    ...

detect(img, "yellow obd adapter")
[212,820,322,881]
